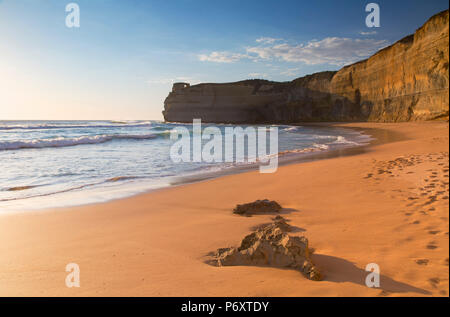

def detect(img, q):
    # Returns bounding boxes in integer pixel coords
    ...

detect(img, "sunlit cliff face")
[163,11,449,124]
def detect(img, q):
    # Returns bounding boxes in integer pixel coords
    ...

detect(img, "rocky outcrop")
[209,217,322,281]
[163,10,449,123]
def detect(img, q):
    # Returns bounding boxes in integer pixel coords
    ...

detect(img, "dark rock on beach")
[233,199,282,216]
[209,216,321,281]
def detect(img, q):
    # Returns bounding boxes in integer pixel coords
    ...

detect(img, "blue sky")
[0,0,448,120]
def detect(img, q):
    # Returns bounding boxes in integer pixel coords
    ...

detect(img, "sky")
[0,0,448,120]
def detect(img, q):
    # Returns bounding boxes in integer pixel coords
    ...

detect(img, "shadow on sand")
[241,207,299,217]
[312,254,431,295]
[249,208,306,232]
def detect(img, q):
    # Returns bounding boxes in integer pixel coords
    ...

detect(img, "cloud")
[255,37,282,44]
[246,37,388,66]
[359,31,377,35]
[198,51,250,63]
[198,36,388,66]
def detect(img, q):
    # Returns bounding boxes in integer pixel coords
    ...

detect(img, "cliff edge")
[163,10,449,123]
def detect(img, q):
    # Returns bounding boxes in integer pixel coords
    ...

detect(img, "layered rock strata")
[163,10,449,123]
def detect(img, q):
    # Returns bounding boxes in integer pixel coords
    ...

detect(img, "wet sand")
[0,121,448,296]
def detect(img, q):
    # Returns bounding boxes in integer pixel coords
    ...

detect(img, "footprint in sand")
[426,243,438,250]
[415,259,429,265]
[429,277,440,288]
[377,290,390,297]
[428,230,440,235]
[423,196,437,205]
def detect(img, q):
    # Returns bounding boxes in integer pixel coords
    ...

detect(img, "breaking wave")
[0,133,160,151]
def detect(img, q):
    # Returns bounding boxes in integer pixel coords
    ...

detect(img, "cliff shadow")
[252,85,371,124]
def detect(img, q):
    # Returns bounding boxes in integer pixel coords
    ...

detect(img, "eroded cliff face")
[163,10,449,123]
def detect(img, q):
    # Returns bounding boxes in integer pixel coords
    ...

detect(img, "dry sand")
[0,122,448,297]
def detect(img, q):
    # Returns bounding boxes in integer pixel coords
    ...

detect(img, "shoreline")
[162,124,403,190]
[1,123,384,214]
[0,121,448,296]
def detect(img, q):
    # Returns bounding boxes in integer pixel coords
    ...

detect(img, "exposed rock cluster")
[233,199,282,216]
[209,216,322,281]
[163,10,449,123]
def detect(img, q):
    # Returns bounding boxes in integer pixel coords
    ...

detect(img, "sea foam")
[0,134,159,151]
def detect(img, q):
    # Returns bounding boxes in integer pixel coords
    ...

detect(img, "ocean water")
[0,120,372,212]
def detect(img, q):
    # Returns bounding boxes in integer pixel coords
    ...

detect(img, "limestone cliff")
[163,10,449,123]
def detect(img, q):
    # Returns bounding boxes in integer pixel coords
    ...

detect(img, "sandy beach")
[0,122,448,297]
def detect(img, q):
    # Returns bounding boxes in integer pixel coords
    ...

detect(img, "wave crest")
[0,134,159,151]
